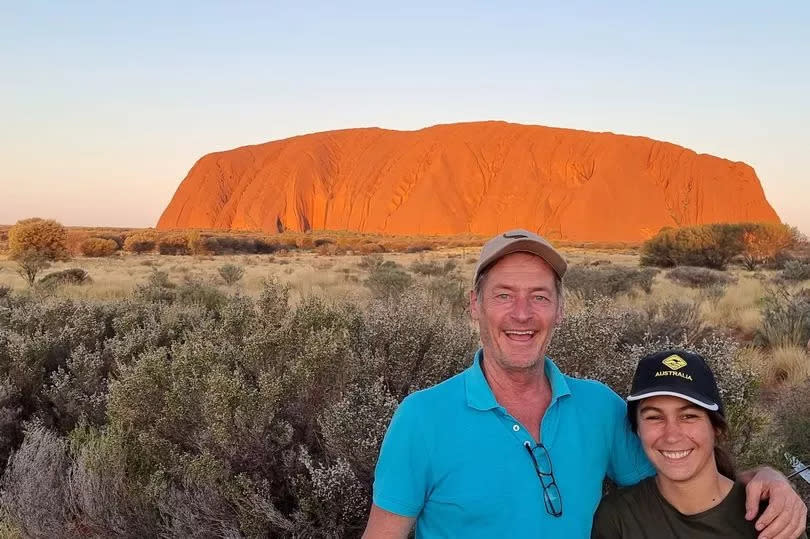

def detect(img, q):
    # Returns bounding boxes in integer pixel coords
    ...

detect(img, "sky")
[1,1,808,235]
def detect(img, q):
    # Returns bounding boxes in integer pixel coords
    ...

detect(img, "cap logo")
[662,354,687,371]
[503,232,528,239]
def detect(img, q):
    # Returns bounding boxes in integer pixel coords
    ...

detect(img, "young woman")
[591,349,807,539]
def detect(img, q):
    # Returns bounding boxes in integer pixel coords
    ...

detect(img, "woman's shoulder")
[592,477,659,537]
[598,476,659,511]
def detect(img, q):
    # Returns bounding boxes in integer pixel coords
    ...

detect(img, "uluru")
[157,121,780,242]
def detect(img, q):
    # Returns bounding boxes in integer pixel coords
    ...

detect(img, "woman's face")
[637,395,718,483]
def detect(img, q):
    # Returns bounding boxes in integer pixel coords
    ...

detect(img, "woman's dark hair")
[627,401,736,479]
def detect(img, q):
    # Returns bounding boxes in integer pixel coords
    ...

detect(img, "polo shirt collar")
[465,348,572,411]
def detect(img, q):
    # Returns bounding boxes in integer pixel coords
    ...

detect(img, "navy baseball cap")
[627,350,724,415]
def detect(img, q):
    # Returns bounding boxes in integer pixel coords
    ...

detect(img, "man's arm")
[362,504,416,539]
[738,466,808,539]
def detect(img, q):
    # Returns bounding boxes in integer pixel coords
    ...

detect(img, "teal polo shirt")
[373,349,654,538]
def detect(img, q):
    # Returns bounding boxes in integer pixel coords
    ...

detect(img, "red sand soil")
[157,121,779,241]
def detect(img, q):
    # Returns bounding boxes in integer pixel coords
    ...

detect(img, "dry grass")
[741,345,810,387]
[3,247,803,395]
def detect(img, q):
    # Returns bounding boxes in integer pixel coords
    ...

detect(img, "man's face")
[470,252,563,372]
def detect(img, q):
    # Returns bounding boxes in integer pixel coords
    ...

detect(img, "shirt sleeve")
[372,394,431,518]
[591,497,622,539]
[604,387,655,487]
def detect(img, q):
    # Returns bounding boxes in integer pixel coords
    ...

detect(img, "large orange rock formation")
[157,121,780,241]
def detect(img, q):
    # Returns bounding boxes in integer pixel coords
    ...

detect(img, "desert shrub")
[8,218,69,261]
[185,230,207,255]
[773,381,810,503]
[133,270,177,303]
[68,430,163,537]
[0,285,10,299]
[80,237,118,257]
[364,262,412,298]
[123,230,158,254]
[640,223,744,270]
[409,257,457,277]
[157,234,189,256]
[628,300,715,345]
[550,298,725,391]
[175,279,227,311]
[0,425,73,537]
[564,265,658,299]
[218,264,245,285]
[665,266,737,289]
[757,286,810,348]
[39,268,92,288]
[427,274,468,315]
[781,260,810,282]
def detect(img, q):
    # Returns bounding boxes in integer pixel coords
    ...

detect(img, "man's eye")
[533,295,549,302]
[681,414,699,421]
[496,293,510,300]
[642,415,662,421]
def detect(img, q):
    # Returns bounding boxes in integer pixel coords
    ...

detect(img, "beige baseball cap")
[474,229,568,284]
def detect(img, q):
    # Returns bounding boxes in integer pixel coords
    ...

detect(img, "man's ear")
[469,289,479,321]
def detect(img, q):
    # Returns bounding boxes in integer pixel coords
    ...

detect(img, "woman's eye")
[642,415,662,421]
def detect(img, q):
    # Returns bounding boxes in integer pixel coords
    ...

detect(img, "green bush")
[641,224,744,270]
[364,262,413,298]
[781,260,810,282]
[564,265,658,299]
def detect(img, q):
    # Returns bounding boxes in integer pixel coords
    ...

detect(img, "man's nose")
[510,295,532,321]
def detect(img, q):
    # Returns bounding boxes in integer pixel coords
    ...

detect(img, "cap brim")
[477,239,567,280]
[627,389,719,412]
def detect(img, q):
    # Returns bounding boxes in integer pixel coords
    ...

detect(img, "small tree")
[740,223,797,270]
[9,218,70,286]
[218,264,245,286]
[15,249,52,286]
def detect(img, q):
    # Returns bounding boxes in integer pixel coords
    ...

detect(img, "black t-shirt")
[591,476,808,539]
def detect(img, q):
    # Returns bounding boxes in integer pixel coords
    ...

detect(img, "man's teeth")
[660,449,693,460]
[505,330,535,335]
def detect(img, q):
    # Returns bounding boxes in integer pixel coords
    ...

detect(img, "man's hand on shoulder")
[740,466,808,539]
[362,504,415,539]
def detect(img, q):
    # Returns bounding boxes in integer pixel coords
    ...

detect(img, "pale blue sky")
[1,1,808,234]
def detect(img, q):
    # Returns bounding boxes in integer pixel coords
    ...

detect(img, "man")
[363,229,807,538]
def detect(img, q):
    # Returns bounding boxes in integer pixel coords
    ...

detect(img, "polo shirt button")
[512,424,520,432]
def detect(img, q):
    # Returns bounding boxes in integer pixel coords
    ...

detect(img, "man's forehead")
[484,251,557,274]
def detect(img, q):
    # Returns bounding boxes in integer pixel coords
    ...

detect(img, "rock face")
[157,121,780,241]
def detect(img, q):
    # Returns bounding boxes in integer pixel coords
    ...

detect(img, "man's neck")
[655,466,734,515]
[480,353,552,441]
